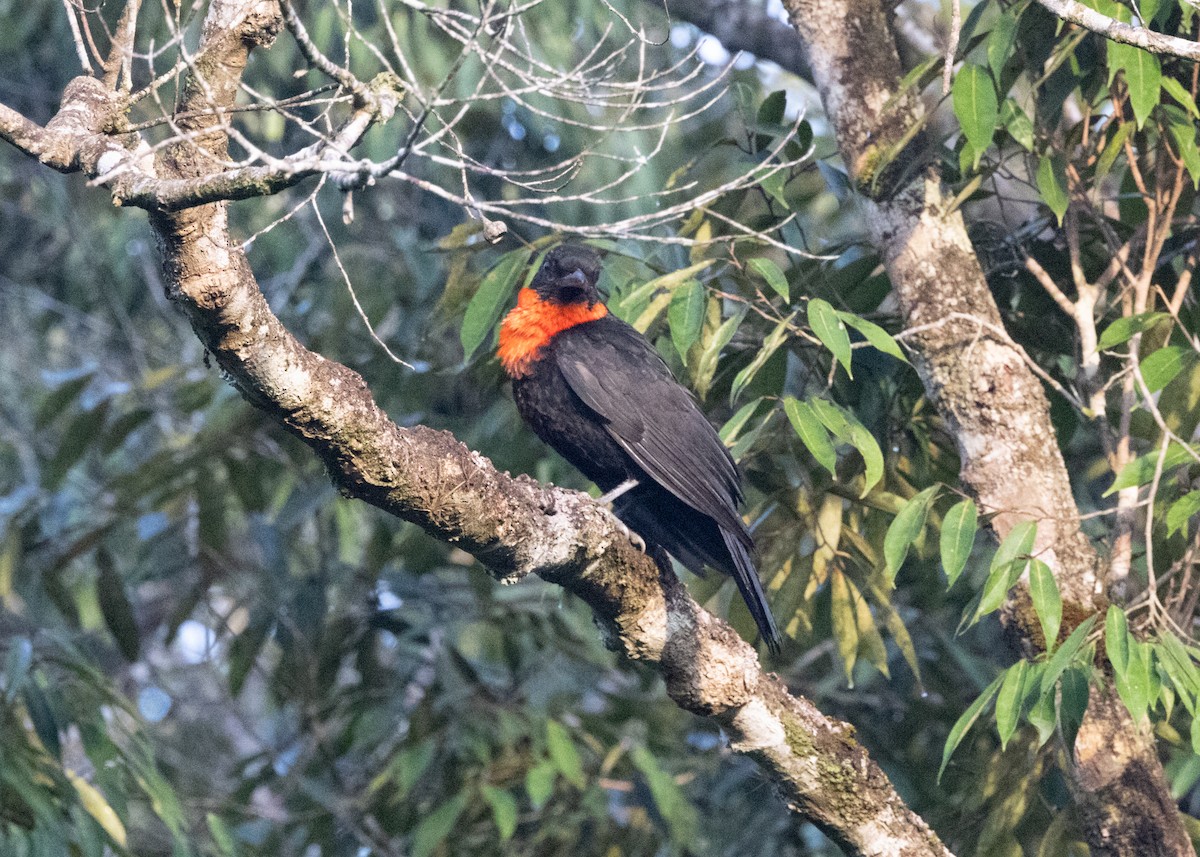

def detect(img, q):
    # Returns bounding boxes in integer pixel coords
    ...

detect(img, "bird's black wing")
[554,317,749,541]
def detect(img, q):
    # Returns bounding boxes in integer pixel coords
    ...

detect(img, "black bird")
[497,244,781,653]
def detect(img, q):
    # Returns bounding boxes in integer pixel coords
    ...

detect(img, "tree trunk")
[781,1,1193,854]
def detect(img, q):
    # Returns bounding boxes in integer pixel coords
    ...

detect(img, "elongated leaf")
[1109,42,1161,129]
[1040,616,1098,697]
[992,521,1038,573]
[410,793,468,857]
[1036,155,1069,225]
[1164,103,1200,189]
[987,12,1019,80]
[1028,559,1062,651]
[481,785,518,841]
[1059,666,1091,753]
[747,257,790,302]
[808,299,853,378]
[810,399,884,495]
[995,661,1028,750]
[1106,605,1131,677]
[836,311,908,362]
[96,551,139,662]
[1167,491,1200,538]
[831,569,859,685]
[461,250,526,360]
[1106,443,1200,495]
[730,313,793,403]
[1163,76,1200,119]
[953,64,999,168]
[720,398,764,446]
[668,279,707,363]
[546,720,586,789]
[630,745,699,842]
[884,486,939,582]
[1141,346,1197,393]
[67,771,127,848]
[1097,311,1168,350]
[999,99,1034,151]
[524,760,557,809]
[1096,121,1134,179]
[939,672,1004,781]
[783,397,837,476]
[940,499,978,587]
[694,307,746,399]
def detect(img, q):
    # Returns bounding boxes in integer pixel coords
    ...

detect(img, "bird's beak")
[561,269,587,289]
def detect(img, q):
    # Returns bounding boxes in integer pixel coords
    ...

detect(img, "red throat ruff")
[498,288,608,378]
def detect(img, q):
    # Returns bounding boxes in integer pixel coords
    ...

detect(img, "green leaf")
[1141,347,1197,393]
[1109,42,1161,129]
[730,314,793,403]
[940,499,978,587]
[999,99,1034,151]
[1096,121,1134,179]
[1059,666,1091,753]
[23,680,61,759]
[630,745,699,842]
[228,609,273,697]
[973,559,1026,625]
[460,250,526,360]
[1036,155,1069,225]
[810,399,884,495]
[206,813,238,857]
[410,792,468,857]
[1028,559,1062,651]
[546,720,586,789]
[783,397,837,476]
[693,307,746,400]
[987,12,1019,81]
[1163,77,1200,119]
[884,486,939,582]
[993,521,1038,572]
[1106,605,1131,677]
[1040,615,1098,697]
[524,760,557,809]
[1106,443,1200,496]
[995,661,1028,750]
[835,311,908,362]
[1027,677,1057,747]
[668,279,707,363]
[719,398,765,446]
[747,258,790,302]
[1167,491,1200,538]
[808,299,853,378]
[1097,311,1169,350]
[830,569,859,684]
[1163,104,1200,189]
[953,64,999,169]
[481,785,518,842]
[96,550,139,662]
[939,672,1004,781]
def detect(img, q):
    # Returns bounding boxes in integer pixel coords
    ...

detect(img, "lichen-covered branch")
[1035,0,1200,60]
[779,0,1192,854]
[0,2,952,854]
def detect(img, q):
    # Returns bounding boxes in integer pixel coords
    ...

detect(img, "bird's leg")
[596,478,638,505]
[593,479,645,553]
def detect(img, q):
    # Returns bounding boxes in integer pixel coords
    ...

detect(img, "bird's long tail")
[721,529,782,655]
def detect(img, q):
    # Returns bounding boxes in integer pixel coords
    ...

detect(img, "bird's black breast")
[510,321,636,491]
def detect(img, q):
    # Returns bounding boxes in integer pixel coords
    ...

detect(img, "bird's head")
[531,244,603,308]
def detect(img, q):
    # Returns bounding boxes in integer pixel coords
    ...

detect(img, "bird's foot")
[612,518,646,554]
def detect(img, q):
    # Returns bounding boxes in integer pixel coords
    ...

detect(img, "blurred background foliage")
[2,0,1200,855]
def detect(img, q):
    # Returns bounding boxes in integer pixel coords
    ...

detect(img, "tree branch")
[647,0,812,81]
[0,1,952,854]
[1035,0,1200,61]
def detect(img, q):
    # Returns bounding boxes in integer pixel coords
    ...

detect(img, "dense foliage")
[2,0,1200,855]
